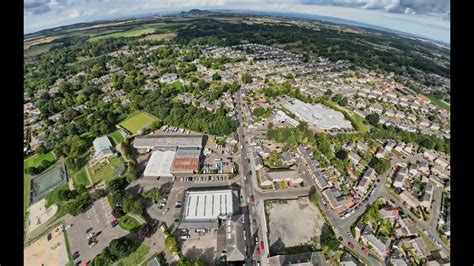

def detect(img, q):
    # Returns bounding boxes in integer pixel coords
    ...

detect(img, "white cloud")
[69,8,81,18]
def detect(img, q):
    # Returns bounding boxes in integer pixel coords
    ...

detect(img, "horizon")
[24,1,450,44]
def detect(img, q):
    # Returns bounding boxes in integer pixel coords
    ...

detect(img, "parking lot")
[147,186,186,227]
[266,198,325,255]
[64,197,128,264]
[180,228,218,265]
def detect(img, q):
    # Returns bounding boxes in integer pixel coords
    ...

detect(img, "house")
[361,226,391,259]
[375,147,388,159]
[430,165,449,179]
[434,157,449,170]
[408,164,419,177]
[423,150,437,162]
[90,136,114,166]
[392,172,407,189]
[356,176,371,197]
[394,142,406,154]
[384,109,396,117]
[408,237,431,259]
[403,143,414,155]
[280,151,297,165]
[348,152,361,166]
[419,162,430,175]
[313,170,331,191]
[322,187,353,215]
[340,252,358,266]
[390,249,409,266]
[363,168,377,181]
[421,183,434,210]
[379,207,400,221]
[354,222,365,242]
[395,217,417,237]
[160,73,178,83]
[368,104,383,114]
[420,119,431,127]
[254,156,264,171]
[356,142,370,154]
[399,191,421,210]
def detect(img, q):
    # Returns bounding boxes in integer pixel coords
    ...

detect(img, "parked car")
[255,236,259,245]
[180,235,190,240]
[86,227,93,234]
[348,242,355,250]
[260,241,264,250]
[163,208,169,214]
[255,247,260,256]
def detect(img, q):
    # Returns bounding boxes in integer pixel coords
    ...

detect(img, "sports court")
[30,163,68,204]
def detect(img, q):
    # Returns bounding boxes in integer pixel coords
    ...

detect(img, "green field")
[110,130,125,145]
[89,28,157,42]
[24,152,57,212]
[115,244,150,266]
[119,111,158,134]
[88,157,125,184]
[426,95,450,111]
[118,215,141,233]
[72,166,90,187]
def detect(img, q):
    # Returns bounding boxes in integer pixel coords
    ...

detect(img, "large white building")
[90,136,114,166]
[143,150,176,178]
[284,99,352,130]
[179,189,237,229]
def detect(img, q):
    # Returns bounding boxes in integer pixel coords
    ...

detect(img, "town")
[24,13,450,266]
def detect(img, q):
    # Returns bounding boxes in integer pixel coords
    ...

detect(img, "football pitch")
[119,111,158,134]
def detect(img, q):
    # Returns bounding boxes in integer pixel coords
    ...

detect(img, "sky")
[24,0,450,43]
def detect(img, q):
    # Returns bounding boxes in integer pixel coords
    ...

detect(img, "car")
[163,208,169,214]
[75,261,82,266]
[111,219,117,226]
[180,235,190,240]
[180,177,185,182]
[89,241,97,248]
[87,232,94,239]
[255,236,259,245]
[73,251,79,256]
[72,253,80,260]
[256,262,260,266]
[255,247,260,256]
[347,242,355,250]
[361,247,368,254]
[260,241,264,250]
[86,227,93,234]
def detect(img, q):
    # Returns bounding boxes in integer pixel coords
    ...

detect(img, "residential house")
[408,238,431,259]
[379,207,400,222]
[322,187,353,215]
[340,252,358,266]
[423,150,437,162]
[369,104,383,114]
[356,142,370,154]
[393,172,407,189]
[399,191,421,210]
[421,183,434,210]
[348,152,361,166]
[408,164,419,177]
[434,157,449,170]
[363,168,377,181]
[361,226,391,259]
[419,162,430,175]
[395,217,417,238]
[356,176,371,197]
[160,73,178,83]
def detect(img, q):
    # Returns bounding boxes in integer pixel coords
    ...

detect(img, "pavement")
[24,224,69,266]
[64,197,128,264]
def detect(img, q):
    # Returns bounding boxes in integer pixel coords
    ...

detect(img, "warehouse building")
[171,147,201,174]
[133,134,204,152]
[179,189,239,229]
[143,150,176,178]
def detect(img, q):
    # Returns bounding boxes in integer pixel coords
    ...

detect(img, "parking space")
[147,186,186,227]
[64,197,128,264]
[176,175,230,183]
[180,229,218,265]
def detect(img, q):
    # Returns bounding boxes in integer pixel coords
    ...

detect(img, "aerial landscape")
[24,3,450,266]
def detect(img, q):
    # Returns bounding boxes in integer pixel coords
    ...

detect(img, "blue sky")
[24,0,450,43]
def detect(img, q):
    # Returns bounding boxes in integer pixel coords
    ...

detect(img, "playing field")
[30,163,68,204]
[72,166,90,187]
[119,111,158,134]
[89,27,157,42]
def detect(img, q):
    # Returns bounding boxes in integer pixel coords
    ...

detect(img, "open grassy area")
[109,130,125,145]
[322,99,369,133]
[140,32,177,41]
[417,229,439,251]
[264,151,286,168]
[88,157,125,184]
[118,215,141,233]
[115,244,150,266]
[426,95,450,111]
[350,113,369,134]
[72,166,90,187]
[119,111,158,134]
[89,27,157,42]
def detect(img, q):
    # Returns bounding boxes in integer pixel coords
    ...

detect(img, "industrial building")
[171,147,201,174]
[284,99,352,130]
[179,189,239,229]
[133,135,204,152]
[143,150,176,178]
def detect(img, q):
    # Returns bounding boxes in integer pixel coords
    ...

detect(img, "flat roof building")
[143,150,176,178]
[133,135,204,151]
[171,147,201,174]
[179,189,238,229]
[284,99,352,130]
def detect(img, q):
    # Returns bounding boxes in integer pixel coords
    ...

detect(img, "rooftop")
[183,189,234,222]
[143,150,176,177]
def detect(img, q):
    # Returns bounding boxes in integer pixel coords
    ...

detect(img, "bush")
[369,157,390,174]
[165,234,179,253]
[366,113,380,127]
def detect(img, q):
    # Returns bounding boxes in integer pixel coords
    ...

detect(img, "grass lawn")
[109,130,125,145]
[119,111,158,134]
[118,215,141,233]
[46,184,69,207]
[417,229,439,251]
[24,152,57,213]
[89,27,157,42]
[88,157,125,184]
[350,113,369,134]
[115,244,150,266]
[426,95,450,111]
[72,166,90,187]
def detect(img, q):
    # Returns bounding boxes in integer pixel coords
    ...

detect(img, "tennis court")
[30,163,68,204]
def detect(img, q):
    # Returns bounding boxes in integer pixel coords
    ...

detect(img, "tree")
[241,73,252,84]
[366,113,380,127]
[138,223,154,239]
[324,89,333,97]
[108,237,136,258]
[339,97,348,106]
[112,206,124,218]
[142,187,163,203]
[107,177,128,192]
[420,138,435,149]
[91,248,115,266]
[335,150,348,160]
[165,234,179,253]
[123,196,144,216]
[369,157,390,174]
[212,72,221,80]
[331,93,343,103]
